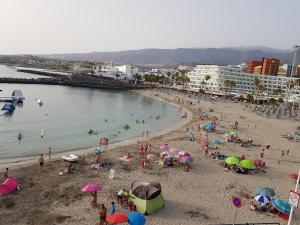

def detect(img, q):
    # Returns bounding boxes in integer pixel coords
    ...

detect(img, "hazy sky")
[0,0,299,54]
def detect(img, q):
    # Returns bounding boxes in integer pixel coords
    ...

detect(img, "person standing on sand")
[39,154,44,173]
[99,204,107,225]
[4,167,8,180]
[91,191,97,207]
[48,147,52,160]
[110,202,116,215]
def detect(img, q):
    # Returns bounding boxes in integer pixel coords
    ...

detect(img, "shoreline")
[0,90,193,169]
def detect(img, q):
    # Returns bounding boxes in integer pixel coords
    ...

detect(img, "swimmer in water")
[142,120,145,123]
[18,132,23,141]
[105,119,108,122]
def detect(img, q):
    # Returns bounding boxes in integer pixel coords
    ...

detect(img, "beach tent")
[129,181,164,215]
[0,178,18,196]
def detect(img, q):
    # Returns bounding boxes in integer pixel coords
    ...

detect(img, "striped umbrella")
[255,194,271,205]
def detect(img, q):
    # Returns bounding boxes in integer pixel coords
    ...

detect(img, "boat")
[123,124,130,129]
[40,129,44,138]
[37,99,43,105]
[88,129,98,135]
[62,154,79,162]
[1,103,15,112]
[12,90,25,103]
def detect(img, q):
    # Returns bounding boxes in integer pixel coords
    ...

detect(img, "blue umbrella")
[185,130,194,137]
[255,194,271,205]
[128,213,146,225]
[272,199,291,215]
[256,186,276,197]
[95,146,104,153]
[212,139,222,145]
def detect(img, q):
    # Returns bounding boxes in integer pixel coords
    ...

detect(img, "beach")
[0,89,299,225]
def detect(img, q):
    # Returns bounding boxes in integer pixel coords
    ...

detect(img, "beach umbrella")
[146,154,158,161]
[160,151,169,157]
[206,124,215,130]
[160,144,170,151]
[272,199,291,215]
[128,213,146,225]
[255,194,271,205]
[169,148,179,155]
[256,186,276,197]
[106,213,128,224]
[95,146,104,153]
[81,184,102,193]
[178,150,187,156]
[225,156,240,165]
[230,130,238,137]
[185,130,194,137]
[163,153,177,159]
[240,160,256,169]
[212,139,222,145]
[181,155,193,164]
[290,172,298,180]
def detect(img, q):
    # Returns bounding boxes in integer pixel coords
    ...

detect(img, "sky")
[0,0,299,54]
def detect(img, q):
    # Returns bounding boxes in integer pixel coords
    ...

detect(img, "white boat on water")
[36,99,43,105]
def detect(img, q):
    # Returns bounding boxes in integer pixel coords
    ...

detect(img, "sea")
[0,65,180,159]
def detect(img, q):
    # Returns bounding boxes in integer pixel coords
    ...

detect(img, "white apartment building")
[116,65,139,79]
[187,65,300,100]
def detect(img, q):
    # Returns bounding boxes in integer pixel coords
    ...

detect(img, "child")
[110,202,116,215]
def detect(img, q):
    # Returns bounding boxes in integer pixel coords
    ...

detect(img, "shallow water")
[0,67,180,158]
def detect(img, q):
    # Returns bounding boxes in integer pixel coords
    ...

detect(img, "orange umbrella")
[106,213,128,224]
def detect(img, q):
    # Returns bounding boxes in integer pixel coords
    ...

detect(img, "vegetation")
[144,73,159,82]
[252,78,267,102]
[223,80,236,96]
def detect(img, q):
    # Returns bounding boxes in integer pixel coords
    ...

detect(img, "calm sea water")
[0,66,180,159]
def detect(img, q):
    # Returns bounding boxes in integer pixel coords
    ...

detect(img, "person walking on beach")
[286,149,290,156]
[39,154,44,173]
[110,202,116,215]
[48,147,52,160]
[260,152,264,159]
[4,167,8,180]
[99,204,107,225]
[91,191,97,207]
[281,150,285,158]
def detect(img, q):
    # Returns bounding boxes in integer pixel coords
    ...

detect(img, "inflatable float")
[62,154,79,162]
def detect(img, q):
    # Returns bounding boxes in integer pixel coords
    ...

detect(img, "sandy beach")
[1,89,300,225]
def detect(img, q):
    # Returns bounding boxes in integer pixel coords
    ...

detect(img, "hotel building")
[187,65,300,101]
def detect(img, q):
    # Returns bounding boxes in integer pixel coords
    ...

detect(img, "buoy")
[40,129,44,138]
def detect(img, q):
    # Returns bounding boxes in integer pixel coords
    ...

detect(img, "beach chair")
[109,169,115,179]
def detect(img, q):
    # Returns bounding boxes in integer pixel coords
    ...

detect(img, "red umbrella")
[106,213,128,224]
[290,173,298,180]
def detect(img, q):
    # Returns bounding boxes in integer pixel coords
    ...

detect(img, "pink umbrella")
[81,184,102,193]
[169,148,179,155]
[160,144,170,151]
[179,153,191,158]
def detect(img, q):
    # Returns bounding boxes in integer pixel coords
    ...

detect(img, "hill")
[43,47,297,66]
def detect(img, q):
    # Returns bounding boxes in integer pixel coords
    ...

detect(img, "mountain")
[42,47,298,66]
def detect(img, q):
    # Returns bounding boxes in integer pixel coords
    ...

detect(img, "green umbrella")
[256,186,276,197]
[240,160,256,169]
[225,156,240,165]
[230,130,238,137]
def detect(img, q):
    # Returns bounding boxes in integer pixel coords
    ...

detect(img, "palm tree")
[224,80,236,96]
[252,78,265,103]
[205,75,211,81]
